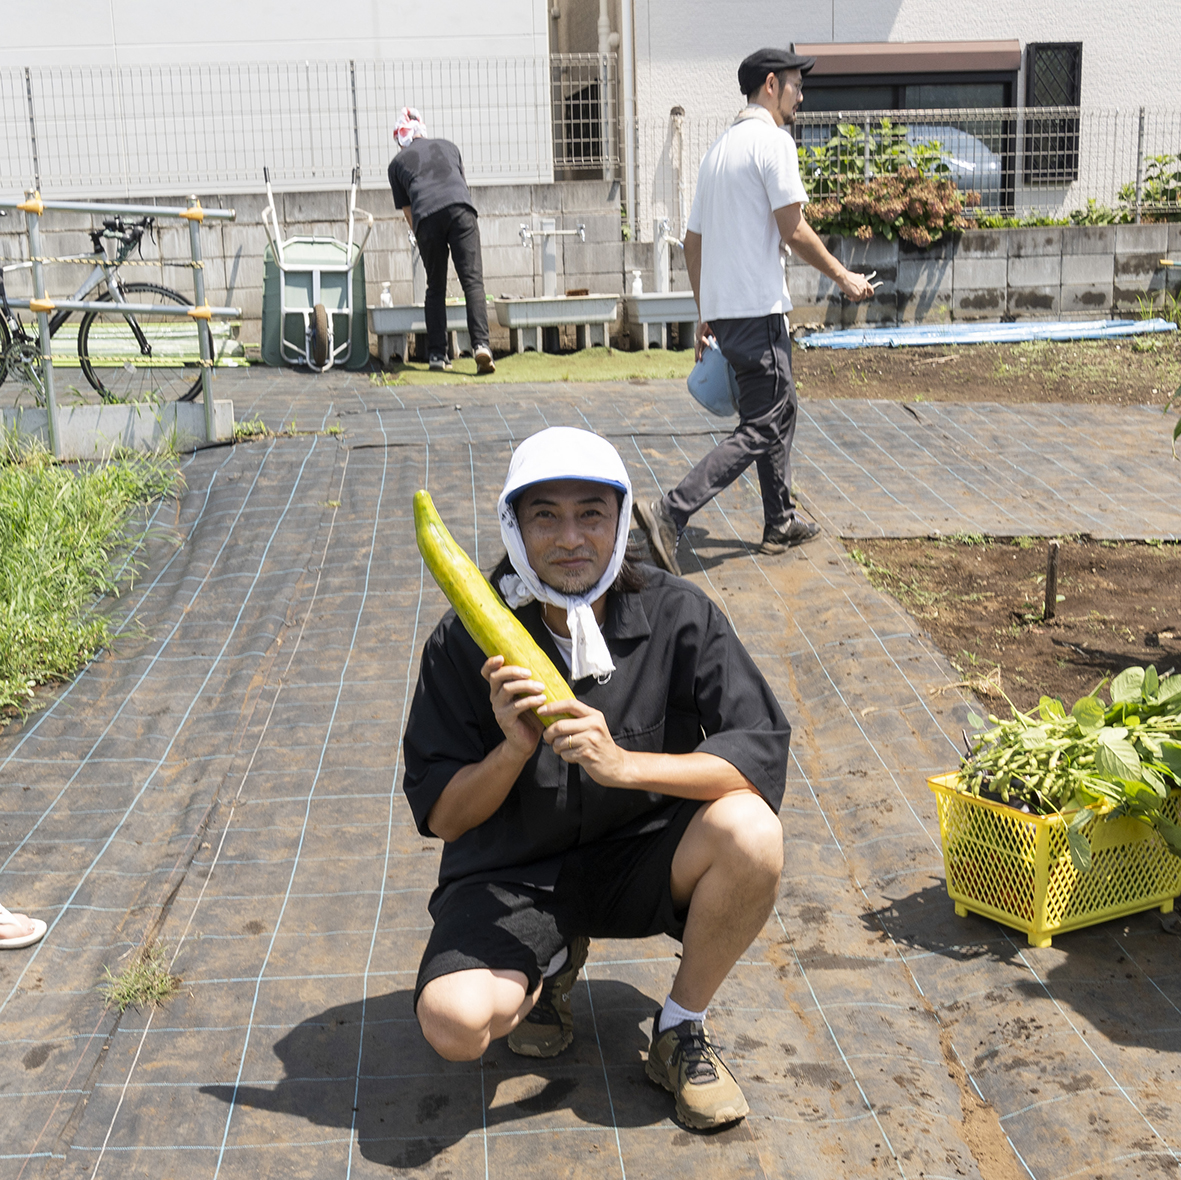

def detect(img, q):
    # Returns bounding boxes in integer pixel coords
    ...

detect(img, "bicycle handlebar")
[89,216,154,255]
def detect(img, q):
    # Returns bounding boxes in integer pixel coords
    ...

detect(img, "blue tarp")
[798,318,1179,349]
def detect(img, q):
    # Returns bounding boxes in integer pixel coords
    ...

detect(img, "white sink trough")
[493,295,619,353]
[368,304,472,364]
[625,291,698,350]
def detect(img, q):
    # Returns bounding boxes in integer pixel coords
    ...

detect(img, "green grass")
[232,414,268,441]
[0,434,180,718]
[371,346,697,387]
[99,943,181,1012]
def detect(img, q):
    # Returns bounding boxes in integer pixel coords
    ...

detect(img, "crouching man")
[402,426,790,1129]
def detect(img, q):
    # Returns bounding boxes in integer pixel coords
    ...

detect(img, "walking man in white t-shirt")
[634,48,873,575]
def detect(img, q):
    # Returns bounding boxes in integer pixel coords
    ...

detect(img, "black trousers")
[666,313,799,533]
[414,204,491,359]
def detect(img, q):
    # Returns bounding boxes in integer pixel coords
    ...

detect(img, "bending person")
[403,426,791,1130]
[634,47,873,575]
[388,107,495,374]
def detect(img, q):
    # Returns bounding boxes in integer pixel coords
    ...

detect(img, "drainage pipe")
[620,0,637,240]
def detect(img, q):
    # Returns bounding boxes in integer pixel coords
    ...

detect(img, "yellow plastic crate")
[929,773,1181,947]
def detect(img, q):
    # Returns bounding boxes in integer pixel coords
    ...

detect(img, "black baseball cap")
[738,47,816,95]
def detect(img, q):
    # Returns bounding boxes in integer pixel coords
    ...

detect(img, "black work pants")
[414,203,491,359]
[666,313,799,533]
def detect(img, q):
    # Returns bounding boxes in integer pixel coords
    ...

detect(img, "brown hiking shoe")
[759,517,820,554]
[507,936,590,1058]
[645,1013,750,1129]
[633,497,682,576]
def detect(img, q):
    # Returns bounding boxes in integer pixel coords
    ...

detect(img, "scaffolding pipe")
[187,195,216,443]
[0,197,235,220]
[24,196,58,457]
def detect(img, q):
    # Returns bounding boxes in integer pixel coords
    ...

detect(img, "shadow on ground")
[202,980,672,1170]
[866,880,1181,1054]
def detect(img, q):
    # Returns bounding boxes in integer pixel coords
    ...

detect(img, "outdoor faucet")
[520,223,586,245]
[653,218,682,294]
[520,220,588,297]
[657,217,683,250]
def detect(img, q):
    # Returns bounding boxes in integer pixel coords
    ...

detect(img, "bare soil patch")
[795,334,1181,407]
[845,536,1181,713]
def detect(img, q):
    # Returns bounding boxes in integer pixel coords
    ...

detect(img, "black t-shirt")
[402,569,791,902]
[387,138,474,232]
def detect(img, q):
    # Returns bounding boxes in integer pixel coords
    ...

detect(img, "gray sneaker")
[428,355,452,372]
[633,497,682,576]
[759,517,820,554]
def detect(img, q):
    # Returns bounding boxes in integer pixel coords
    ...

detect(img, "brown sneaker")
[759,517,820,554]
[507,936,590,1058]
[645,1012,750,1129]
[475,344,496,374]
[633,497,682,576]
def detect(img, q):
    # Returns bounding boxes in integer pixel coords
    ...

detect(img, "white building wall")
[0,1,555,194]
[628,0,1181,238]
[0,0,549,66]
[631,0,1181,123]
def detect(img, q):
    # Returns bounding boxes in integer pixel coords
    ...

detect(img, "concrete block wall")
[4,196,1179,351]
[0,181,627,352]
[787,222,1181,328]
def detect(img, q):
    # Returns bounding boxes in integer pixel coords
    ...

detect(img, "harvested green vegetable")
[959,665,1181,870]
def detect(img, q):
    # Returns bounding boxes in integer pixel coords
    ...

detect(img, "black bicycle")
[0,211,212,404]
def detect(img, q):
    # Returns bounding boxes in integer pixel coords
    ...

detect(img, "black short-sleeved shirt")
[387,138,475,232]
[402,569,791,906]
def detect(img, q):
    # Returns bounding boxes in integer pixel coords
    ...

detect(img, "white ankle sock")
[658,995,707,1033]
[542,946,569,979]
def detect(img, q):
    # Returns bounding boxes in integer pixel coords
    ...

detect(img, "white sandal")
[0,903,47,950]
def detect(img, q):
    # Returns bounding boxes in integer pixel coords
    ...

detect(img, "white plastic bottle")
[631,270,643,296]
[379,281,393,308]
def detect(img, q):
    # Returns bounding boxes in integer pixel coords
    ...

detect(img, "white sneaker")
[475,345,496,374]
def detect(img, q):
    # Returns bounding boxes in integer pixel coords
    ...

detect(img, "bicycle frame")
[3,230,143,345]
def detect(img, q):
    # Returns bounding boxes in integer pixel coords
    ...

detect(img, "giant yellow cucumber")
[413,489,574,724]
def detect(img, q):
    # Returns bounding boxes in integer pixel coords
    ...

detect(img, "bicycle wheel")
[78,283,213,403]
[0,313,10,389]
[0,318,46,406]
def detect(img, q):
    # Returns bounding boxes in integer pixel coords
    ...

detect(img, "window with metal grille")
[1025,43,1082,183]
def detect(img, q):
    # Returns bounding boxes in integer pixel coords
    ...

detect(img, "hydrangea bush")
[798,119,979,246]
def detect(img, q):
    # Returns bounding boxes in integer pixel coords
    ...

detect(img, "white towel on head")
[496,427,632,683]
[394,107,428,148]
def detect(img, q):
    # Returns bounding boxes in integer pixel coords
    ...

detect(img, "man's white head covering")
[497,427,632,683]
[394,107,428,148]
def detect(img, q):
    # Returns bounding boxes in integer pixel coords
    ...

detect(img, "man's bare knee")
[416,969,531,1061]
[705,794,784,877]
[417,986,488,1061]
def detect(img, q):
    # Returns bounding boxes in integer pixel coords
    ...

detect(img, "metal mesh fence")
[634,105,1181,242]
[4,60,1178,234]
[0,57,582,197]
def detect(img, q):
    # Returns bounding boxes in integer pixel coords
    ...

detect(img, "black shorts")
[414,799,702,1009]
